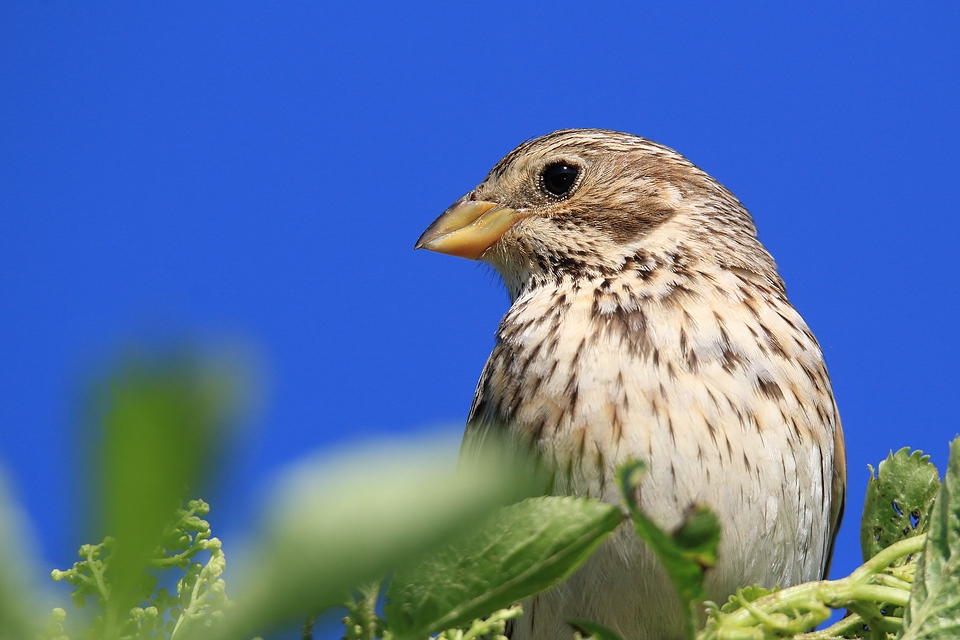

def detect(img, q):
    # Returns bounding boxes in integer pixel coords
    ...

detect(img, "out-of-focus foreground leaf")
[902,436,960,640]
[617,460,720,640]
[861,447,940,563]
[0,473,43,640]
[96,353,240,620]
[224,436,538,637]
[384,496,623,639]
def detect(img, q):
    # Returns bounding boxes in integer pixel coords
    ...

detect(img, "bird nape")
[416,128,845,640]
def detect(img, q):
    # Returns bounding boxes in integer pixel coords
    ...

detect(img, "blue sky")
[1,0,958,630]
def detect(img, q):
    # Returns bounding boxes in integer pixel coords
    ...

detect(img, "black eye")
[541,162,579,197]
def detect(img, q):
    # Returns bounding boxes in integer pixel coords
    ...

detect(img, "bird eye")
[540,163,579,197]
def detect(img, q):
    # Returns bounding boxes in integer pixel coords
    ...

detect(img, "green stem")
[852,535,926,580]
[342,581,381,640]
[151,507,209,569]
[874,573,913,591]
[87,544,111,601]
[91,543,124,640]
[150,531,210,569]
[460,606,522,640]
[796,612,864,639]
[170,564,211,639]
[844,601,901,632]
[303,614,317,640]
[702,535,924,638]
[889,564,916,582]
[708,580,826,631]
[831,584,910,609]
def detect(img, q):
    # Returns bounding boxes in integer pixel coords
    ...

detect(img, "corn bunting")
[416,129,846,640]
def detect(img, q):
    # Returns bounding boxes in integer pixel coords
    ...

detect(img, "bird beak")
[414,194,525,260]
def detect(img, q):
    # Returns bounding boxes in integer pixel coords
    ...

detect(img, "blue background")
[1,1,958,633]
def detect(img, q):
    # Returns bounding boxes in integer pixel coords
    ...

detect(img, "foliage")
[384,496,622,638]
[47,500,231,640]
[1,353,538,640]
[4,352,960,640]
[901,438,960,639]
[328,444,956,640]
[861,448,940,563]
[697,443,944,640]
[617,460,721,638]
[223,437,540,637]
[698,533,922,639]
[0,473,46,640]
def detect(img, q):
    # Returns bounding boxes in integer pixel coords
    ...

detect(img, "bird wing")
[822,396,846,579]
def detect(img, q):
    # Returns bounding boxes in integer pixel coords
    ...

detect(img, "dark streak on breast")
[757,376,785,401]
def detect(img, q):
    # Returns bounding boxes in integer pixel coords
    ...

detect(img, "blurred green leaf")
[384,496,623,639]
[902,436,960,640]
[95,353,240,625]
[568,618,627,640]
[861,447,940,563]
[617,460,720,640]
[225,436,537,637]
[0,473,43,640]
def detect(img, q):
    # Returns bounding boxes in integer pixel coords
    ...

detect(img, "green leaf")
[384,496,623,639]
[224,436,537,638]
[0,473,43,640]
[95,353,240,615]
[902,436,960,640]
[568,618,627,640]
[860,447,940,563]
[617,460,720,640]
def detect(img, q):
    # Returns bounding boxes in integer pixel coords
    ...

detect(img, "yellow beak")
[414,195,525,260]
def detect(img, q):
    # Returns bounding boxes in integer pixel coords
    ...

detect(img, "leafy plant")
[1,352,536,640]
[901,438,960,639]
[861,448,940,564]
[5,351,960,640]
[324,443,958,640]
[618,460,720,638]
[384,496,623,638]
[48,500,231,640]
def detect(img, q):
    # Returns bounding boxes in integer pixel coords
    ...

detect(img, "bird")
[415,129,845,640]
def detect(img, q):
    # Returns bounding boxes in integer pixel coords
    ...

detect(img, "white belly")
[469,273,839,640]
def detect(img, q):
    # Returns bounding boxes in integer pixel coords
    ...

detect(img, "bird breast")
[468,260,839,591]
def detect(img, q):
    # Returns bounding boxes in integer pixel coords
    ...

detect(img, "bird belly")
[472,280,838,640]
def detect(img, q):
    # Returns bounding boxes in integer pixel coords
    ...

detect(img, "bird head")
[416,129,776,299]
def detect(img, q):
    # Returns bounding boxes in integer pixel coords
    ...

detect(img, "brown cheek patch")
[563,200,677,244]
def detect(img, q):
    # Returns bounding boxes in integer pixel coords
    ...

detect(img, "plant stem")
[342,581,381,640]
[700,534,924,639]
[303,614,317,640]
[851,535,926,580]
[796,612,864,639]
[873,573,913,591]
[170,564,210,638]
[150,534,209,569]
[87,544,111,602]
[460,606,522,640]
